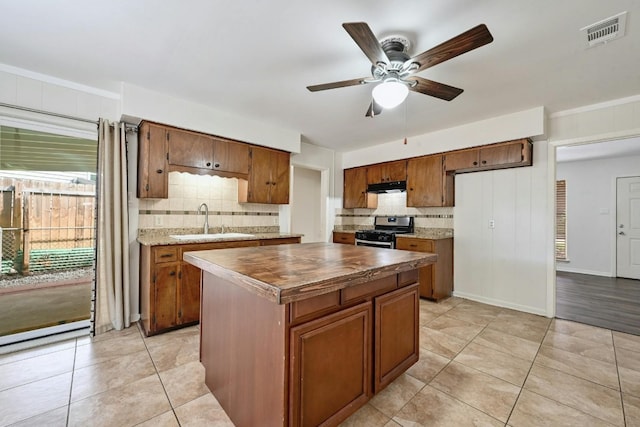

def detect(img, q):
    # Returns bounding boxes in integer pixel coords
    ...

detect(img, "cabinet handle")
[156,169,163,174]
[473,161,478,166]
[410,244,417,248]
[206,162,211,167]
[214,163,220,168]
[409,187,414,191]
[266,181,271,185]
[169,271,176,276]
[160,254,173,258]
[481,160,487,165]
[271,182,276,186]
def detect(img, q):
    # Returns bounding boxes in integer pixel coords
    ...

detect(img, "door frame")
[288,163,331,242]
[616,175,640,279]
[547,130,640,318]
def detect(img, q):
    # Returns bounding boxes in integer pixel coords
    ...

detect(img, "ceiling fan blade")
[307,77,369,92]
[407,77,464,101]
[365,100,383,117]
[405,24,493,73]
[343,22,390,66]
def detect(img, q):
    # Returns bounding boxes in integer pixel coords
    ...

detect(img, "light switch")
[489,219,495,229]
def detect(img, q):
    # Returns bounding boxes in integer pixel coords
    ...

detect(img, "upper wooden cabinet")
[167,127,249,175]
[367,160,407,184]
[238,146,290,204]
[137,122,169,199]
[344,167,377,209]
[406,154,453,207]
[444,138,532,173]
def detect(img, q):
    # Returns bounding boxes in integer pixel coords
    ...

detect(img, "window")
[556,180,567,260]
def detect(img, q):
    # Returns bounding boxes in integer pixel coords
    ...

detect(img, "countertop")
[137,231,303,246]
[183,242,437,304]
[333,227,453,240]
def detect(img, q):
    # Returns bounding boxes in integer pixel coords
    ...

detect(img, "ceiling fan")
[307,22,494,117]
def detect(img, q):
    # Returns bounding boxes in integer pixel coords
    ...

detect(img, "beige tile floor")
[1,297,639,426]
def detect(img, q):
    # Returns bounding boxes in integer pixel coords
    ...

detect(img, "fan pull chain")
[403,100,408,144]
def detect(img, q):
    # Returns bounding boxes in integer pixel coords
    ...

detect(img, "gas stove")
[355,216,414,249]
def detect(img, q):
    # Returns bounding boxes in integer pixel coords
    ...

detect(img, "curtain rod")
[0,101,99,125]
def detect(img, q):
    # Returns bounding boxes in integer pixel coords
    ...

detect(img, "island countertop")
[183,242,436,304]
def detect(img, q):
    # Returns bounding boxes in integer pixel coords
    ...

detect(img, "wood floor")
[556,271,640,336]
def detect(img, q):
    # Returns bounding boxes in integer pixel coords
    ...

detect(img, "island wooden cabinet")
[239,146,290,204]
[366,160,407,184]
[444,138,532,173]
[137,122,169,199]
[395,236,453,301]
[406,154,453,207]
[343,167,377,209]
[333,231,355,245]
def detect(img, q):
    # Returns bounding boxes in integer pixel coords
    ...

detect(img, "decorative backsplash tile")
[335,192,454,229]
[138,172,279,229]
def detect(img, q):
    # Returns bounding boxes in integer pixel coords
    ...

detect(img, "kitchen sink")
[169,233,256,240]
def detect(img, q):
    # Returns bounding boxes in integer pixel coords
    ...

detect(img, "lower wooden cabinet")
[332,231,355,245]
[140,237,300,336]
[395,237,453,301]
[289,302,372,427]
[288,279,419,426]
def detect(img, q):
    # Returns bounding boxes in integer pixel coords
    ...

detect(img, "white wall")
[556,154,640,276]
[454,141,549,315]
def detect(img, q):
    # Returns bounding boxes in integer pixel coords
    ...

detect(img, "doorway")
[617,176,640,280]
[291,166,323,243]
[0,124,97,345]
[554,137,640,335]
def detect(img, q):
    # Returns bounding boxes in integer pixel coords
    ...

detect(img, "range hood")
[366,180,407,194]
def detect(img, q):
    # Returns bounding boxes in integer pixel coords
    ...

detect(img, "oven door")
[355,238,394,249]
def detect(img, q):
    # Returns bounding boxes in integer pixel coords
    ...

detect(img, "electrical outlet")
[154,215,163,226]
[488,219,495,229]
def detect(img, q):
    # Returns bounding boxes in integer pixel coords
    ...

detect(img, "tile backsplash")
[138,172,279,229]
[334,192,453,230]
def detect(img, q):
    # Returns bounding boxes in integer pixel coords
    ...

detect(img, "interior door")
[617,176,640,279]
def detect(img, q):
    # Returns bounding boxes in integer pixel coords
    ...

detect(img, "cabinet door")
[289,302,371,427]
[366,164,383,185]
[385,160,407,182]
[154,264,178,331]
[168,128,213,169]
[444,149,479,172]
[407,155,445,207]
[480,142,524,167]
[179,263,201,325]
[212,138,249,174]
[270,149,290,204]
[137,122,168,198]
[395,238,434,298]
[247,146,272,204]
[374,283,419,392]
[344,167,376,209]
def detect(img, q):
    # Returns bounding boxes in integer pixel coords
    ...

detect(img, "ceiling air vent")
[580,11,627,48]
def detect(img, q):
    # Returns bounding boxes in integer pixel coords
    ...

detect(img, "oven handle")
[355,239,394,249]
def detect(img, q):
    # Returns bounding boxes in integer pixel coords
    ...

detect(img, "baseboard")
[0,320,90,353]
[555,266,613,277]
[452,291,548,317]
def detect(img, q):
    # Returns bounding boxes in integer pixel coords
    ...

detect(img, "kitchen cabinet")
[289,302,372,427]
[333,231,355,245]
[343,167,377,209]
[444,138,532,173]
[140,237,301,336]
[168,127,249,175]
[406,154,453,207]
[366,160,407,184]
[395,236,454,301]
[137,122,169,199]
[238,146,290,204]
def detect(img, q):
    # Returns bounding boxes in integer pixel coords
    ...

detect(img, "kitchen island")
[184,242,437,427]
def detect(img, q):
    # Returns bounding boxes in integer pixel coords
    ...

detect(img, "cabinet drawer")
[290,290,341,325]
[341,275,397,304]
[153,246,178,263]
[398,269,419,287]
[396,238,434,252]
[333,232,355,245]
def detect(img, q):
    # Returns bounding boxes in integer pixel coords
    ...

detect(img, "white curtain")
[93,119,130,335]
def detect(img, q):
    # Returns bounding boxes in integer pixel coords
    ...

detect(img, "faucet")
[198,203,209,234]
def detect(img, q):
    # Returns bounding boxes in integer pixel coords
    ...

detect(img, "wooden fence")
[0,177,96,275]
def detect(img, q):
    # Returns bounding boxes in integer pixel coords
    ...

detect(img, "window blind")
[556,180,567,260]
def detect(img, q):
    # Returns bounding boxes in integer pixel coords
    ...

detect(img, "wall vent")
[580,11,627,48]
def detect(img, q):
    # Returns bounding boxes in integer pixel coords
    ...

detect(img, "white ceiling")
[1,1,640,152]
[556,137,640,163]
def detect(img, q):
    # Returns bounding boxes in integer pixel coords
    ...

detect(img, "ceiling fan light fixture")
[372,79,409,109]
